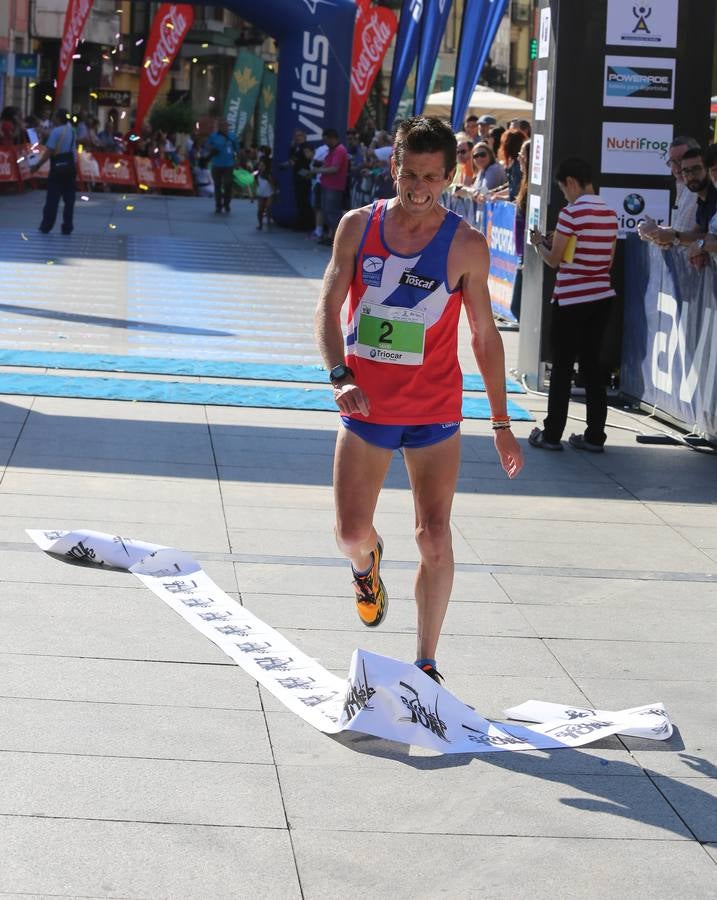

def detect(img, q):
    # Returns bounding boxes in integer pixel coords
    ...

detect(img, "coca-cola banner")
[349,4,397,128]
[56,0,95,100]
[77,151,136,186]
[135,4,194,133]
[132,157,194,192]
[0,148,19,183]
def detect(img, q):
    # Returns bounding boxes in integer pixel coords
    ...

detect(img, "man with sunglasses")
[644,148,717,250]
[638,136,700,244]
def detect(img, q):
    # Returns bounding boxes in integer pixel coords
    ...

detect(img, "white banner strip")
[28,529,673,754]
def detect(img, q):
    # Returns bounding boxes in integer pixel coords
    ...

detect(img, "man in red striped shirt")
[528,157,618,453]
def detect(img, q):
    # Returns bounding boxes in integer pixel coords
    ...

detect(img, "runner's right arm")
[314,207,370,417]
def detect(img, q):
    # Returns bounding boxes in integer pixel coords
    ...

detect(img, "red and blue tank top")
[345,199,464,425]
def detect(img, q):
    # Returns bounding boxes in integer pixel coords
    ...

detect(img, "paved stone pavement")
[0,190,716,899]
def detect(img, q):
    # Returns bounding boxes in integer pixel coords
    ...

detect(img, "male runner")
[314,117,523,684]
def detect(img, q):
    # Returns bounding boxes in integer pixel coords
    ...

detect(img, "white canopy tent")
[423,84,533,124]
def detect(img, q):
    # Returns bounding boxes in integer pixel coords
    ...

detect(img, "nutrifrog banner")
[135,4,194,133]
[56,0,95,100]
[29,528,674,755]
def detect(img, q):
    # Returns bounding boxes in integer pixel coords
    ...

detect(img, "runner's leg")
[333,425,393,573]
[404,431,461,662]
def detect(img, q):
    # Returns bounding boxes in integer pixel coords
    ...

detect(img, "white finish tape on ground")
[28,529,674,754]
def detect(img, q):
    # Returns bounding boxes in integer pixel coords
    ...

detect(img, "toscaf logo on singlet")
[399,269,439,291]
[362,255,386,286]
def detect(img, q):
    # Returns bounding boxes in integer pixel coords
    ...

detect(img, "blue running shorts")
[340,417,460,450]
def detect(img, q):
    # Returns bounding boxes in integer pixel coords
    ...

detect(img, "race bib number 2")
[355,302,425,366]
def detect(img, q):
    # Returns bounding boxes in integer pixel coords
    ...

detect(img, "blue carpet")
[0,372,533,420]
[0,349,526,394]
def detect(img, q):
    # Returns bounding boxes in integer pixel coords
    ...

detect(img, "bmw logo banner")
[28,529,673,754]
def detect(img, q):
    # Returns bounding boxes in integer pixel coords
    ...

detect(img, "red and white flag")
[135,3,194,132]
[348,2,397,128]
[56,0,95,100]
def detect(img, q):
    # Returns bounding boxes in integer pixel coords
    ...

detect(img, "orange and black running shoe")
[418,663,444,685]
[352,538,388,627]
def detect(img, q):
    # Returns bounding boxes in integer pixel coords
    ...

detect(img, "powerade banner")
[451,0,508,131]
[135,4,194,132]
[622,239,717,441]
[56,0,95,99]
[256,67,278,150]
[413,0,453,116]
[484,199,519,321]
[218,0,355,226]
[386,0,423,129]
[225,50,264,140]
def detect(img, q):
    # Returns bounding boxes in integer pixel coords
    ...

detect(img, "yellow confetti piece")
[165,21,174,28]
[144,59,151,68]
[191,57,198,64]
[44,94,53,102]
[109,224,117,230]
[81,195,90,201]
[125,204,134,211]
[114,161,121,168]
[201,42,209,48]
[29,81,36,88]
[89,92,98,99]
[46,260,54,265]
[139,183,148,191]
[162,57,169,63]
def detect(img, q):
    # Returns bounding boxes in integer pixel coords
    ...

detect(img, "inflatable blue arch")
[189,0,356,224]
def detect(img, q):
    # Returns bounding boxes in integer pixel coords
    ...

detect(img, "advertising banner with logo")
[386,0,423,129]
[0,148,19,183]
[601,122,673,175]
[77,151,136,186]
[603,55,675,109]
[135,4,194,133]
[349,4,397,127]
[256,67,278,151]
[224,50,264,139]
[485,200,519,320]
[600,186,671,239]
[450,0,509,132]
[225,0,354,226]
[56,0,95,99]
[413,0,453,116]
[622,239,717,440]
[606,0,678,48]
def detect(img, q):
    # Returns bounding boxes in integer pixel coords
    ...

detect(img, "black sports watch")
[329,363,354,384]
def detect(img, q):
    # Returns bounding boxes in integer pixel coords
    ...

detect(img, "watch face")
[330,365,348,382]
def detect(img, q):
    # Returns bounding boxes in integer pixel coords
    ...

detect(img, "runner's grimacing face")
[392,150,453,215]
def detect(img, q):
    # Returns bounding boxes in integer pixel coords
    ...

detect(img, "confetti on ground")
[20,233,28,241]
[125,205,134,211]
[109,224,117,230]
[46,260,54,265]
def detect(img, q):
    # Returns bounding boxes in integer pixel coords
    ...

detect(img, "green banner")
[224,50,264,139]
[256,67,277,152]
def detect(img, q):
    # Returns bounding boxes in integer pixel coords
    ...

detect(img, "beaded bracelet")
[492,422,512,430]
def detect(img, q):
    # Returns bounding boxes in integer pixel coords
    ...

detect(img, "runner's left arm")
[314,209,370,417]
[459,226,524,479]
